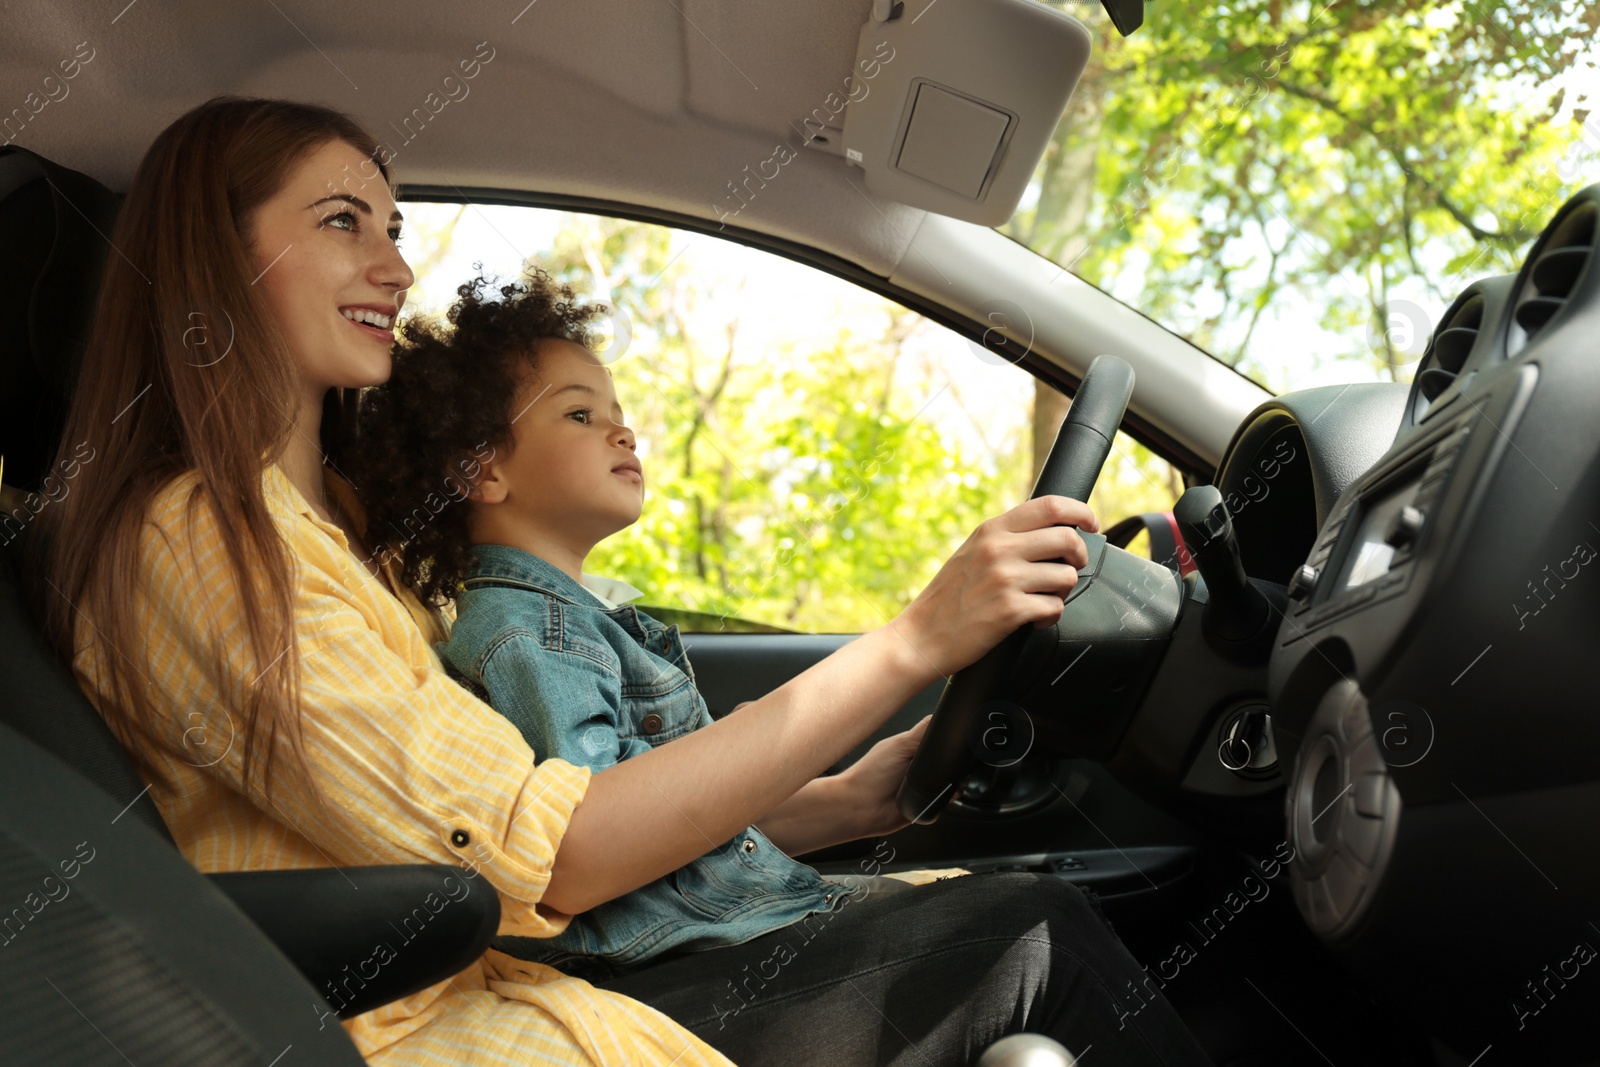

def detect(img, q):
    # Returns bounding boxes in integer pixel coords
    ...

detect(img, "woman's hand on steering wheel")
[894,495,1099,682]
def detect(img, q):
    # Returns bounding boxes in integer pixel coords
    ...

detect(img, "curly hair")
[347,267,606,607]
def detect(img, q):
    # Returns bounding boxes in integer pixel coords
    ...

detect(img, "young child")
[350,269,913,981]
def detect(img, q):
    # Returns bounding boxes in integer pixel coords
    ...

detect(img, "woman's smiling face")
[248,138,414,394]
[472,338,644,554]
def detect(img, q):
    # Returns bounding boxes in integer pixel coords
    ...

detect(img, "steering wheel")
[897,354,1136,823]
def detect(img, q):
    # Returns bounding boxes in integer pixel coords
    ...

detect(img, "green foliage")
[1006,0,1600,390]
[393,200,1194,633]
[537,217,1035,633]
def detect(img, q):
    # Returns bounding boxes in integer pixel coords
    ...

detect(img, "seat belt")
[1102,511,1195,576]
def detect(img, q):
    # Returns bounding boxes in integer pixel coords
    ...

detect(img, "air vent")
[1510,201,1596,355]
[1411,288,1490,422]
[1419,294,1482,408]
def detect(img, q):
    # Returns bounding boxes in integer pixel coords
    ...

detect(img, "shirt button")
[450,830,471,847]
[741,838,757,854]
[641,713,664,735]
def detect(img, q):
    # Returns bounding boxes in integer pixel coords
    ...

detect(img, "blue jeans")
[595,871,1213,1066]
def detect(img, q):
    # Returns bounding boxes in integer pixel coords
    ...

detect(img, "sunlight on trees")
[1005,0,1600,393]
[399,205,1186,633]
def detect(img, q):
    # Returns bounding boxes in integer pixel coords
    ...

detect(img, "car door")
[399,196,1206,924]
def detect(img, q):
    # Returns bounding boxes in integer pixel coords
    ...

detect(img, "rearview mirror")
[1100,0,1144,36]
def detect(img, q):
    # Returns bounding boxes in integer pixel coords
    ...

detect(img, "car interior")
[2,1,1596,1064]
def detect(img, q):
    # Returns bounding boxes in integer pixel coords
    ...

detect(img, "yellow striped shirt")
[70,462,735,1067]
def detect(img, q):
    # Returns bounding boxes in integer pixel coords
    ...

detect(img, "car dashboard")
[1197,189,1600,1059]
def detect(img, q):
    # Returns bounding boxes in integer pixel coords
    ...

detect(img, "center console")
[1281,415,1473,639]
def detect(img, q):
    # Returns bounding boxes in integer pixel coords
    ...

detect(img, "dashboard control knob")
[1385,505,1425,548]
[1287,564,1319,602]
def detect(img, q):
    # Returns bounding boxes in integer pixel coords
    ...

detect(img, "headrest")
[0,148,121,494]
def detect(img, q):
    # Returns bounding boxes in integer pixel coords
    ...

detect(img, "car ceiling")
[5,0,927,276]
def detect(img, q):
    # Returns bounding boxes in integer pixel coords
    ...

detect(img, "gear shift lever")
[977,1034,1078,1067]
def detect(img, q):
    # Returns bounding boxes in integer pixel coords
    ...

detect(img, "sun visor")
[838,0,1091,226]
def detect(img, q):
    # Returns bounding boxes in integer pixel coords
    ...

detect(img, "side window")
[400,203,1186,633]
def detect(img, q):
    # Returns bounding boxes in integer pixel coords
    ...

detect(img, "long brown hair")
[26,97,390,800]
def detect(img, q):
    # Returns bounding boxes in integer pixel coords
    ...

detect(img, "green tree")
[398,203,1192,635]
[1006,0,1598,391]
[537,217,1034,632]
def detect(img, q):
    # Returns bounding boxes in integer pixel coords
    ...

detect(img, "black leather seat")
[0,146,499,1064]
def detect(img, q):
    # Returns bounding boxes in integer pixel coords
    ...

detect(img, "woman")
[27,97,1210,1066]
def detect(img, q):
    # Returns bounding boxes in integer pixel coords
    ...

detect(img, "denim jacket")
[440,543,856,979]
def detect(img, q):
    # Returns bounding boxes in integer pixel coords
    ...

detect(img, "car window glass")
[1004,3,1600,395]
[399,202,1185,632]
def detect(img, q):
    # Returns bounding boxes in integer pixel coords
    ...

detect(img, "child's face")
[473,339,644,549]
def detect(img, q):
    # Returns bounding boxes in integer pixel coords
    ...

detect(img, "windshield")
[1003,1,1600,394]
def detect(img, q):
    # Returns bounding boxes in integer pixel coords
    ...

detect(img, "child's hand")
[840,715,932,839]
[896,495,1097,681]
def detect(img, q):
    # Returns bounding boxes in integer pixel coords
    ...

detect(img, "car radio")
[1283,417,1473,635]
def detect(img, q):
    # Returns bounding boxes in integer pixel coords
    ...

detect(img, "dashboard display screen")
[1335,478,1421,592]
